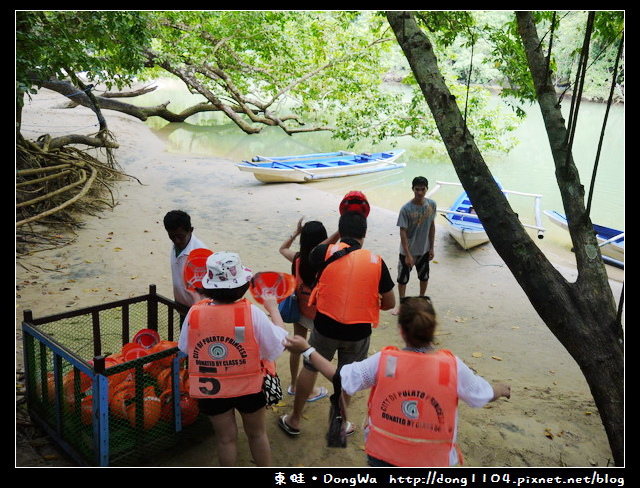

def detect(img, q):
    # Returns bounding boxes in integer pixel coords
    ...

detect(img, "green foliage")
[145,11,389,126]
[16,10,622,154]
[16,11,150,102]
[483,11,624,105]
[407,10,623,123]
[143,11,522,153]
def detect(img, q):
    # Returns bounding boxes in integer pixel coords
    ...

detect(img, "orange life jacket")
[294,256,316,320]
[187,298,263,399]
[310,242,382,326]
[365,346,461,467]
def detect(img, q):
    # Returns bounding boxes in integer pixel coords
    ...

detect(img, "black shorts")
[397,253,430,285]
[197,391,266,416]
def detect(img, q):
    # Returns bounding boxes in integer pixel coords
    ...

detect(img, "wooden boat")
[543,210,624,268]
[426,180,545,250]
[236,149,405,183]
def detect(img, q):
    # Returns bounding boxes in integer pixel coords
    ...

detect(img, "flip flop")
[345,420,355,437]
[287,385,295,395]
[306,386,328,403]
[278,414,300,436]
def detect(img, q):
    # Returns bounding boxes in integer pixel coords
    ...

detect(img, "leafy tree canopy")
[16,11,150,101]
[16,10,623,153]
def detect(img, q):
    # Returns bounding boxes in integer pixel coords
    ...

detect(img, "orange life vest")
[187,298,263,399]
[365,346,461,467]
[310,242,382,326]
[294,256,316,320]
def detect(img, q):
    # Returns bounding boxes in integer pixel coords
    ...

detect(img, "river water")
[138,78,624,262]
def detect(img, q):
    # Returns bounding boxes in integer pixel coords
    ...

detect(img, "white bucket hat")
[201,251,252,289]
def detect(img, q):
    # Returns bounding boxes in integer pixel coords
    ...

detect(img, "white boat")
[426,180,545,250]
[236,149,405,183]
[544,210,624,268]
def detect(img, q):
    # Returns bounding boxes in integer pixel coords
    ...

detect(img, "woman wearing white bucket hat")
[178,251,288,467]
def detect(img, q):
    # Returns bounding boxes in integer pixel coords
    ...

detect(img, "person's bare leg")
[398,283,407,300]
[289,349,301,390]
[419,280,428,296]
[286,367,317,430]
[208,410,238,466]
[288,323,306,392]
[288,325,324,399]
[392,283,407,315]
[240,407,271,467]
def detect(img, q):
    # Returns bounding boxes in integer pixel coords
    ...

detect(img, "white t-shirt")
[178,301,289,362]
[340,350,495,466]
[170,233,208,307]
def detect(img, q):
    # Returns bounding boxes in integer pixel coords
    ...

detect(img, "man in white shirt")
[163,210,209,309]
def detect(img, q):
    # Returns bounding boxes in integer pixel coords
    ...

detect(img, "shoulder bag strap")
[312,245,360,288]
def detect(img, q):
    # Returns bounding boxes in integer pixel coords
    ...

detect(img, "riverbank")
[16,90,623,468]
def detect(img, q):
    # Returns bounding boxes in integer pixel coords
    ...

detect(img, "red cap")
[339,191,370,217]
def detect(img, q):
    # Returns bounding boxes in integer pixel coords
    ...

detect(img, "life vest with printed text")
[365,346,461,467]
[187,298,263,399]
[310,242,382,326]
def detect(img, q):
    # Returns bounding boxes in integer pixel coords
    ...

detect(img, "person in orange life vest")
[279,217,332,402]
[163,210,210,310]
[177,251,288,467]
[283,297,511,467]
[278,211,395,437]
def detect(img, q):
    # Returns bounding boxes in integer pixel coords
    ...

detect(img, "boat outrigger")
[426,180,545,250]
[543,210,624,268]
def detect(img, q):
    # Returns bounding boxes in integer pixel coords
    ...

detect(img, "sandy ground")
[16,90,623,468]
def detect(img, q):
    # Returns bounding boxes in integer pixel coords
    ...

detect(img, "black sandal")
[278,414,300,436]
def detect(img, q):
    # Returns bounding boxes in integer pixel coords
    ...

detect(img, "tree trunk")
[515,11,623,466]
[386,11,623,466]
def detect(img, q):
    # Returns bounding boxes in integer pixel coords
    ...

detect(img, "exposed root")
[16,133,137,255]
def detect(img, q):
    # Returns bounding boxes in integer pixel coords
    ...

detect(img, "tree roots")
[16,133,133,255]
